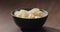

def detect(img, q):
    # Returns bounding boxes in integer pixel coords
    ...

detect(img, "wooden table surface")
[0,0,60,32]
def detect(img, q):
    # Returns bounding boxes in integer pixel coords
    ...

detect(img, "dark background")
[0,0,60,32]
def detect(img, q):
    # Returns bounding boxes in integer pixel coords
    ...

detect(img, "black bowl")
[11,8,48,32]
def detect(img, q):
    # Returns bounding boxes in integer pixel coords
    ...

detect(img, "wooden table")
[0,0,60,32]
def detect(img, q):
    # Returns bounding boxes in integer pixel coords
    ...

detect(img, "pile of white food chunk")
[14,8,46,19]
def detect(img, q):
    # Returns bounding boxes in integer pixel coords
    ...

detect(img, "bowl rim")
[11,8,48,19]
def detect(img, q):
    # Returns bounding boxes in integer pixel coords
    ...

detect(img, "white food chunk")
[30,8,45,16]
[14,11,21,17]
[30,8,40,14]
[35,16,41,18]
[14,9,28,18]
[28,13,35,18]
